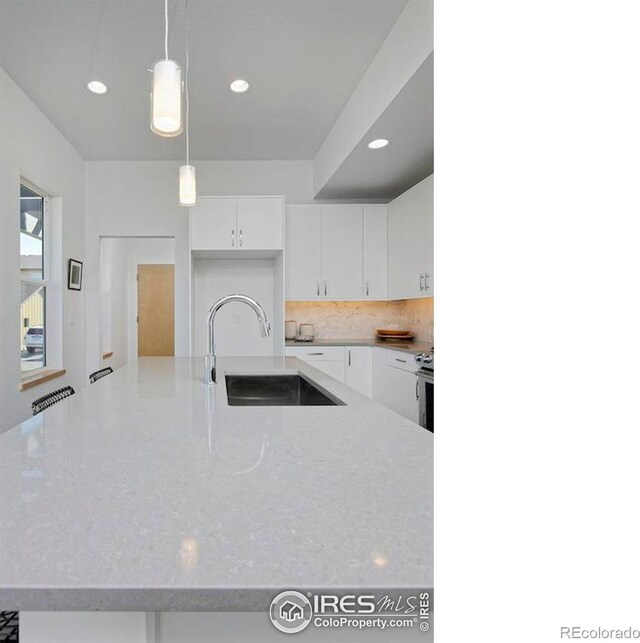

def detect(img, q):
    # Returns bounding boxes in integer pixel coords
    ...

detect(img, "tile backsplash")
[285,298,433,344]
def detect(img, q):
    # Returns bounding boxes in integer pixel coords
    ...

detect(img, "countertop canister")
[285,320,297,340]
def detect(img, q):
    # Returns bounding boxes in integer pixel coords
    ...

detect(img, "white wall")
[99,238,129,370]
[194,258,278,357]
[0,67,86,432]
[85,161,313,370]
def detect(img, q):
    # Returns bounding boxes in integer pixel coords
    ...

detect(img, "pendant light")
[151,0,183,136]
[179,0,196,205]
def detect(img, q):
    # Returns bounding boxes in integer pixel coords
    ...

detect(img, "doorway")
[98,237,176,369]
[137,264,175,357]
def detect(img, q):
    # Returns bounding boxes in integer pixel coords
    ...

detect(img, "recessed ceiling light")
[230,79,250,93]
[87,80,108,95]
[368,138,389,149]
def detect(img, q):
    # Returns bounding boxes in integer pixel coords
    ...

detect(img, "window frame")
[20,179,50,376]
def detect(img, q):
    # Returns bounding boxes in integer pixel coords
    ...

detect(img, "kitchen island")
[0,357,432,611]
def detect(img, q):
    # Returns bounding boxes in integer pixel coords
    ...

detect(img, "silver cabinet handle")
[231,229,235,247]
[348,350,352,366]
[416,380,420,400]
[317,282,320,297]
[419,273,424,291]
[308,352,324,356]
[365,281,369,296]
[425,273,430,291]
[395,358,407,363]
[324,282,328,296]
[239,229,243,247]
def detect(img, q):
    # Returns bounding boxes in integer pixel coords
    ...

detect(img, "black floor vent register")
[0,612,18,642]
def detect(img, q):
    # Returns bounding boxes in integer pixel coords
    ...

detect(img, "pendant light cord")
[164,0,169,59]
[185,0,190,164]
[89,0,107,78]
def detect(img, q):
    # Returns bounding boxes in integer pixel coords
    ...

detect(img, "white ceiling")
[0,0,409,161]
[317,53,433,200]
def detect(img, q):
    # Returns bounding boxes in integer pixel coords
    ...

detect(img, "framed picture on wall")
[67,259,83,291]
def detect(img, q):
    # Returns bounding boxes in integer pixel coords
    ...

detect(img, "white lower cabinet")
[19,612,148,643]
[285,346,346,383]
[312,360,345,382]
[373,348,419,424]
[345,346,373,397]
[285,345,373,395]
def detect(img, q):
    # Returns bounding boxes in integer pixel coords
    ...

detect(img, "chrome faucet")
[205,294,271,384]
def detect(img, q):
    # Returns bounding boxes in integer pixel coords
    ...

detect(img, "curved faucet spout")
[205,294,271,385]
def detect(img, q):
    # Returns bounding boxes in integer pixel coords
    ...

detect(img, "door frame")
[129,259,176,360]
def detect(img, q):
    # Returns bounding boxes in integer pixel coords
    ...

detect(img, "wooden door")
[137,264,175,356]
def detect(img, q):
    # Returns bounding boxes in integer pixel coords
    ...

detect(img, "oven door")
[416,370,434,432]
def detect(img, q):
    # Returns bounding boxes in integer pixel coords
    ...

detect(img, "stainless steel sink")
[225,375,344,406]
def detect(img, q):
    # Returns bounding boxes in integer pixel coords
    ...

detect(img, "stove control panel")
[415,353,433,365]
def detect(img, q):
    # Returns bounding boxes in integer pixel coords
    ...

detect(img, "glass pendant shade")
[151,59,183,136]
[179,164,196,206]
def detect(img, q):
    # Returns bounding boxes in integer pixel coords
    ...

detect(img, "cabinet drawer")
[378,348,416,373]
[285,346,345,362]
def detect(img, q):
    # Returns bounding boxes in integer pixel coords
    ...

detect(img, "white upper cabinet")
[284,204,391,301]
[387,175,434,299]
[236,198,283,250]
[321,206,363,300]
[285,205,322,300]
[190,197,284,252]
[363,205,388,299]
[190,197,237,251]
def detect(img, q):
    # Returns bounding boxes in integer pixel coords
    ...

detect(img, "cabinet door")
[236,198,283,250]
[285,346,345,382]
[345,346,372,397]
[309,360,345,383]
[285,206,322,300]
[321,206,363,300]
[423,180,434,296]
[363,205,387,299]
[190,198,237,250]
[373,349,419,424]
[387,176,433,299]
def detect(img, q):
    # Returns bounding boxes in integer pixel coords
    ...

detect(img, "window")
[20,183,47,373]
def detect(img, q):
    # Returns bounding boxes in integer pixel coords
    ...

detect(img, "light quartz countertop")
[0,357,432,611]
[285,338,433,355]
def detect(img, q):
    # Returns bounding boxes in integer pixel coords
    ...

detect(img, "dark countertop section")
[285,338,432,355]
